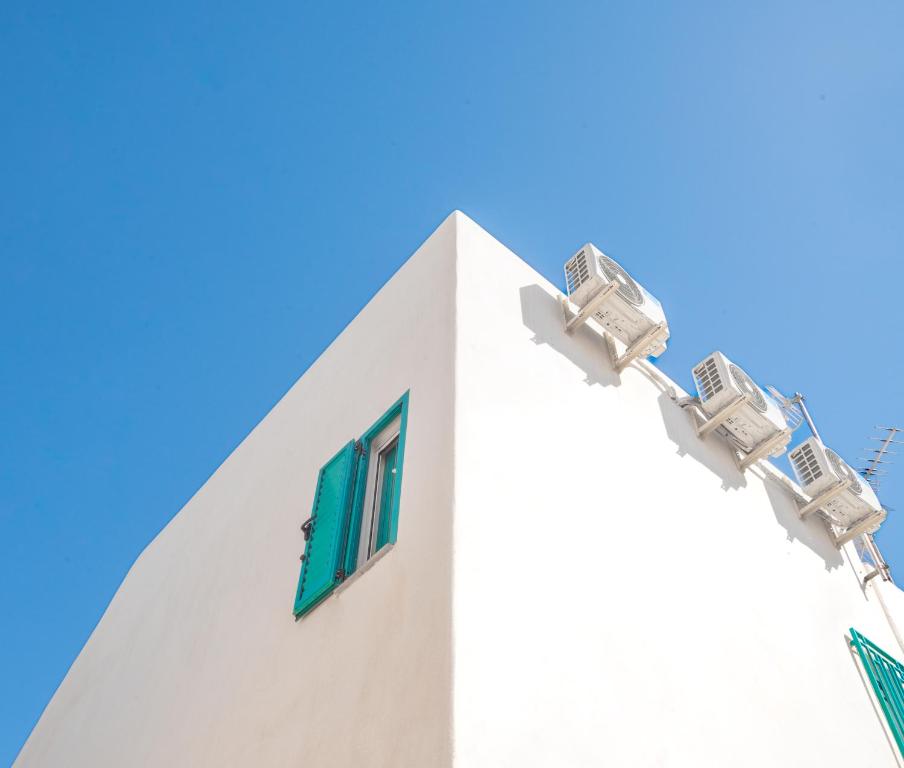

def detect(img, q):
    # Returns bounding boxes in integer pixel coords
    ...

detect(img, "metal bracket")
[560,283,620,334]
[737,429,793,471]
[301,517,314,541]
[610,322,668,373]
[798,479,851,519]
[560,289,666,374]
[695,394,748,438]
[863,533,892,583]
[863,568,883,584]
[832,510,886,547]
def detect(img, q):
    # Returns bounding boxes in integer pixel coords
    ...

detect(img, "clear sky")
[2,1,903,762]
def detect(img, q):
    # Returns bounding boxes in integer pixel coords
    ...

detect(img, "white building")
[17,212,904,767]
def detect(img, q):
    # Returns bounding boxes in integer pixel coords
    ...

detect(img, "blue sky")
[2,0,903,761]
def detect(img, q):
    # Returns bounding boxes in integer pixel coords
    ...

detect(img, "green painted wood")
[375,440,399,551]
[342,391,410,576]
[387,391,409,546]
[294,441,355,616]
[342,446,369,577]
[850,628,904,758]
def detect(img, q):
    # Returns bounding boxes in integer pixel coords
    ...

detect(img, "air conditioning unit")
[789,437,885,529]
[692,351,790,455]
[563,243,669,358]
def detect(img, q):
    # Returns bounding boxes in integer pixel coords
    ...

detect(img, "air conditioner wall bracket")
[560,283,620,334]
[695,394,748,438]
[832,510,886,547]
[798,479,851,519]
[609,322,668,372]
[737,429,793,471]
[559,291,667,374]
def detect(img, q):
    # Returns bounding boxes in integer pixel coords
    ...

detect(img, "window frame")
[356,416,401,564]
[344,392,409,577]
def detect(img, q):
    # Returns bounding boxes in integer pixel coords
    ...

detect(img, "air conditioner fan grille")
[729,364,767,413]
[826,449,863,495]
[598,255,644,306]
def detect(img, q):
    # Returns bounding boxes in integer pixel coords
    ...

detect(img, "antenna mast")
[860,426,902,492]
[857,426,902,584]
[791,392,821,441]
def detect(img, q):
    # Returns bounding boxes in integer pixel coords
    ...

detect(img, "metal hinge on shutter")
[300,517,314,541]
[354,439,364,455]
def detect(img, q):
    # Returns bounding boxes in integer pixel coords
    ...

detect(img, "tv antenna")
[765,387,809,436]
[859,426,902,492]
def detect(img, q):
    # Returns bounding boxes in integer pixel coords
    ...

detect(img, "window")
[850,628,904,758]
[356,413,401,565]
[294,392,409,617]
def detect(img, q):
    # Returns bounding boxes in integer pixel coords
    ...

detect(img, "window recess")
[294,392,409,617]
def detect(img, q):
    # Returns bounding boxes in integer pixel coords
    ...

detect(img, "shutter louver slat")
[294,441,355,616]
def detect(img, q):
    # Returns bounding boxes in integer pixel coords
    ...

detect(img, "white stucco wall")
[18,211,904,767]
[451,213,904,767]
[16,214,459,767]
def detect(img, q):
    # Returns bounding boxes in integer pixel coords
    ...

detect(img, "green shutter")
[850,628,904,758]
[294,442,356,617]
[342,453,370,577]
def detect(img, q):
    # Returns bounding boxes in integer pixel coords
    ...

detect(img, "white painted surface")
[452,213,904,767]
[16,213,459,767]
[18,211,904,767]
